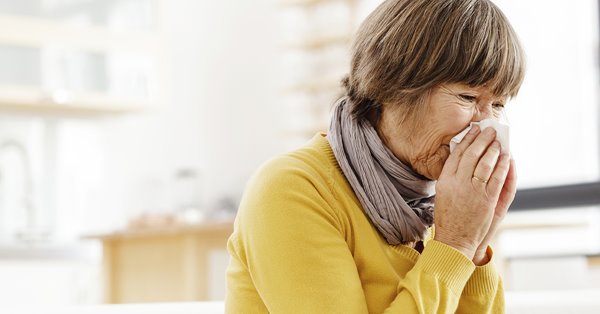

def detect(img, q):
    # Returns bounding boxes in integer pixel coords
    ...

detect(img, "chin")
[414,162,442,181]
[412,145,450,180]
[429,168,443,180]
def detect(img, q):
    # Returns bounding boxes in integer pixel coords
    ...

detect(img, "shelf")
[284,34,351,50]
[499,221,589,231]
[0,14,159,53]
[279,0,356,139]
[0,85,151,116]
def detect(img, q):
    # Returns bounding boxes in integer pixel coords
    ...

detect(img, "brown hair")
[343,0,526,123]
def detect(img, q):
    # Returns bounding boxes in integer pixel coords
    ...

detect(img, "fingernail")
[468,125,479,134]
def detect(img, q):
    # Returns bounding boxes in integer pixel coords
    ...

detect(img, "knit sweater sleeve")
[226,156,483,313]
[456,246,505,314]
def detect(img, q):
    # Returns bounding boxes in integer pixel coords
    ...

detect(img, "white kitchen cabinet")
[0,243,101,305]
[0,0,162,116]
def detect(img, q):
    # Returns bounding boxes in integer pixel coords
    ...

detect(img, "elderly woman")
[226,0,524,313]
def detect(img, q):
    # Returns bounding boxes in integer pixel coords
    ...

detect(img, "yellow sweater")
[226,133,504,313]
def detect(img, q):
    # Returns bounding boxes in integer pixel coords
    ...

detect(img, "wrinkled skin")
[377,83,517,265]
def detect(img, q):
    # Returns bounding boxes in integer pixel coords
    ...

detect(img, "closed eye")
[458,94,477,102]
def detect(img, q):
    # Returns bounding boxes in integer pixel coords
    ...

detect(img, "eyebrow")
[453,90,508,103]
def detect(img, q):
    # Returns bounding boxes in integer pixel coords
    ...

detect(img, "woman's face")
[378,82,507,180]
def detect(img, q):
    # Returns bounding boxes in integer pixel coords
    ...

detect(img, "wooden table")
[85,221,234,303]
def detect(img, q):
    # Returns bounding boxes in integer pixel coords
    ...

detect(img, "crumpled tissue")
[449,119,510,154]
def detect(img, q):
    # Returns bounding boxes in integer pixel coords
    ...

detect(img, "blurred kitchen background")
[0,0,599,311]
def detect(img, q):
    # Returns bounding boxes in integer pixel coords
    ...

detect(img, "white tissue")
[449,119,510,154]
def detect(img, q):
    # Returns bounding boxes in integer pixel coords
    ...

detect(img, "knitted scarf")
[327,97,436,245]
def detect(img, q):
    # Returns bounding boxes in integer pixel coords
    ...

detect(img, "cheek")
[442,109,474,139]
[449,105,473,122]
[425,146,451,180]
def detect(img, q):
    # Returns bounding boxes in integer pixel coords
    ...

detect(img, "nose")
[473,102,495,122]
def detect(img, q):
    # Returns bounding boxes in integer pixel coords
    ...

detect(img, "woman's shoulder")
[235,133,346,232]
[237,133,345,218]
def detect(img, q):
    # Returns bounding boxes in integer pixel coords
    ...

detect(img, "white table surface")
[0,302,224,314]
[2,290,600,314]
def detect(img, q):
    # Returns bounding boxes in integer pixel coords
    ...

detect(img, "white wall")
[55,0,285,236]
[493,0,600,188]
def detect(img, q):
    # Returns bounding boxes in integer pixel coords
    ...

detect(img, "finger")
[456,127,497,180]
[486,153,511,198]
[472,140,501,185]
[496,158,518,211]
[476,217,502,255]
[441,125,480,177]
[477,159,516,255]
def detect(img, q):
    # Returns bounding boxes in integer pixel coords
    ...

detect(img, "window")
[492,0,600,209]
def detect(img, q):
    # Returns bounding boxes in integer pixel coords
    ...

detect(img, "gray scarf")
[327,97,436,245]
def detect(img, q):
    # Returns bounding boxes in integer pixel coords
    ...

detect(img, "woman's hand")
[434,125,512,261]
[471,158,517,265]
